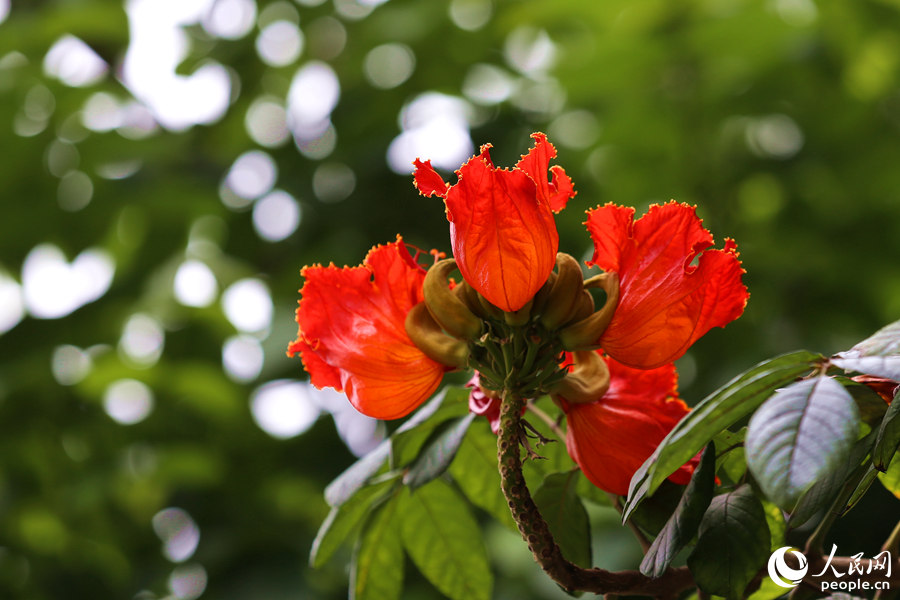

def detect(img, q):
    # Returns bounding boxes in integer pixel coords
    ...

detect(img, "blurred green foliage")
[1,0,899,598]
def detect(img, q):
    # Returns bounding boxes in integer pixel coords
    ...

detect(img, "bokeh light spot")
[43,35,108,87]
[169,563,208,600]
[287,61,340,141]
[103,379,154,425]
[22,245,115,319]
[152,508,200,563]
[312,162,355,203]
[462,64,516,105]
[387,92,473,174]
[449,0,492,31]
[245,96,289,147]
[173,260,218,308]
[51,345,92,386]
[57,170,93,212]
[252,189,301,241]
[222,278,273,333]
[222,334,264,382]
[119,313,165,367]
[250,380,320,439]
[0,271,25,334]
[202,0,257,39]
[256,20,304,67]
[364,44,415,89]
[223,150,277,206]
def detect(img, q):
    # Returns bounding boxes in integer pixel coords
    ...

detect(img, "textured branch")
[496,391,695,597]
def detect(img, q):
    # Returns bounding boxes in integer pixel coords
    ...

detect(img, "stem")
[496,390,695,597]
[607,493,652,554]
[525,402,565,440]
[882,519,900,554]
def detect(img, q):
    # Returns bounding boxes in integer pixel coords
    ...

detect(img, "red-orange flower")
[414,132,576,312]
[560,355,695,496]
[287,237,449,420]
[585,201,748,370]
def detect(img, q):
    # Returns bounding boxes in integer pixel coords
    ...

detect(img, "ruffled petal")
[585,201,748,369]
[562,356,694,496]
[515,132,577,213]
[421,137,570,312]
[287,237,448,420]
[412,159,449,198]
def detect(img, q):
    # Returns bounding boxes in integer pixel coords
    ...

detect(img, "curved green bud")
[476,291,505,322]
[530,270,558,317]
[504,298,533,326]
[548,350,610,404]
[570,290,595,324]
[423,258,484,340]
[538,253,585,330]
[559,272,620,351]
[405,302,469,368]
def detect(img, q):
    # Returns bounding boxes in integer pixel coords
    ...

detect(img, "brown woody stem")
[496,390,695,597]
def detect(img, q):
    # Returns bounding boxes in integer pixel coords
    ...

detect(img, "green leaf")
[788,431,874,529]
[746,376,860,511]
[831,318,900,380]
[311,478,397,568]
[533,470,592,568]
[873,388,900,471]
[878,452,900,498]
[625,351,820,519]
[351,490,404,600]
[326,389,461,507]
[641,443,716,577]
[324,442,392,508]
[688,485,770,600]
[448,419,518,530]
[403,413,475,490]
[399,479,493,600]
[760,500,786,552]
[843,464,879,514]
[713,428,746,486]
[391,388,469,467]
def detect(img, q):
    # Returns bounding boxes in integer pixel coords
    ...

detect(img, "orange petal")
[287,237,448,420]
[562,356,694,496]
[412,159,449,198]
[515,132,577,213]
[433,138,570,312]
[585,202,748,369]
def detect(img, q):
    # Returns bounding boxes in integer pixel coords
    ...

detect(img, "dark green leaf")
[533,470,592,568]
[403,413,475,490]
[746,376,860,510]
[789,431,874,529]
[311,478,397,568]
[843,464,879,515]
[873,388,900,471]
[627,481,685,539]
[399,479,492,600]
[351,490,404,600]
[625,351,820,520]
[878,453,900,498]
[713,428,746,486]
[641,443,716,577]
[326,389,461,507]
[688,485,770,600]
[448,419,518,530]
[575,470,614,507]
[391,388,469,468]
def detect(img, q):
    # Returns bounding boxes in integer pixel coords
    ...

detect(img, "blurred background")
[1,0,900,598]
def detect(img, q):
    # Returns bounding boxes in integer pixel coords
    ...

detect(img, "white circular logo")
[767,546,809,588]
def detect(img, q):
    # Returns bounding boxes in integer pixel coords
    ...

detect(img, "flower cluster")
[288,133,748,495]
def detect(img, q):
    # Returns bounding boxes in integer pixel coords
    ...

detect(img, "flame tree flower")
[288,132,747,490]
